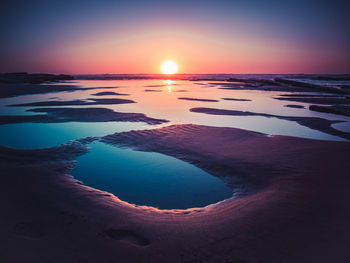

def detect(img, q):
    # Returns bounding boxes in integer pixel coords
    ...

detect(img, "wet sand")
[0,83,117,98]
[178,97,219,102]
[215,77,350,94]
[9,98,135,107]
[275,96,350,105]
[284,104,305,109]
[309,105,350,117]
[274,78,349,94]
[144,85,167,88]
[216,82,315,92]
[91,91,129,96]
[278,94,343,98]
[190,107,350,140]
[1,124,350,262]
[0,107,168,125]
[274,93,350,117]
[222,98,252,101]
[2,76,350,262]
[144,89,163,92]
[0,72,74,84]
[173,89,188,92]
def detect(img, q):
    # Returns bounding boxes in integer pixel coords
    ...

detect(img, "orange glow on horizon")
[26,28,350,74]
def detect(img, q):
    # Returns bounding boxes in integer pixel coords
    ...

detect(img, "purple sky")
[1,0,349,74]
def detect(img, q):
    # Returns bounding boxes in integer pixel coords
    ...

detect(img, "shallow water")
[332,122,350,133]
[0,122,150,149]
[1,79,349,149]
[71,141,233,209]
[1,78,349,209]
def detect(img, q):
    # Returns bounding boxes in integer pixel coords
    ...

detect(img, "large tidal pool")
[71,141,233,209]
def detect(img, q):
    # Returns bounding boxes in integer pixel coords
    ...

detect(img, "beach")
[1,74,350,262]
[2,0,350,260]
[1,123,350,262]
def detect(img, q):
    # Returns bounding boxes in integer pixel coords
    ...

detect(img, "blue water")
[1,78,349,209]
[71,141,233,209]
[0,122,148,149]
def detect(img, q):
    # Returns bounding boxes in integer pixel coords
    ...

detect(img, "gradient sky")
[1,0,349,74]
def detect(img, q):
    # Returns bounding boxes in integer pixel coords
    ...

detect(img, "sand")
[284,104,305,109]
[274,94,350,116]
[222,98,252,101]
[309,105,350,117]
[144,89,163,92]
[0,72,73,84]
[177,97,219,102]
[215,77,350,94]
[218,84,315,92]
[9,98,135,107]
[0,107,168,125]
[274,78,349,94]
[173,89,188,92]
[190,107,350,140]
[0,83,118,98]
[144,85,167,88]
[275,96,350,105]
[278,94,343,98]
[1,124,350,262]
[91,91,130,96]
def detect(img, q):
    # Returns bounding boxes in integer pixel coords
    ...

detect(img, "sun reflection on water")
[163,79,175,85]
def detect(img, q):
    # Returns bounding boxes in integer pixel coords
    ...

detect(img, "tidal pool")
[71,141,233,209]
[1,78,349,209]
[1,79,350,147]
[0,122,149,149]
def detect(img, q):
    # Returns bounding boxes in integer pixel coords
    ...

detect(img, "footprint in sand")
[103,228,150,246]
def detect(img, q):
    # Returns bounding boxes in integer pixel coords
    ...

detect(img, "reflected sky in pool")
[1,79,349,150]
[1,79,349,209]
[71,141,233,209]
[0,122,150,149]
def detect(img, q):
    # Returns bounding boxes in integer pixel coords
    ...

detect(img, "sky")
[1,0,349,74]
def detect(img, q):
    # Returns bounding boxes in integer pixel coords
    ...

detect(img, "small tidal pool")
[71,141,233,209]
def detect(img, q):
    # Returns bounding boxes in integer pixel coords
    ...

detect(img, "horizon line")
[2,72,350,75]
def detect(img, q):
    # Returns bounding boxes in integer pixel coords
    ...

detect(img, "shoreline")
[1,124,350,262]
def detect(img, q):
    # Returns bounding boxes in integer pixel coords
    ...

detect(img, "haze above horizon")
[1,0,349,74]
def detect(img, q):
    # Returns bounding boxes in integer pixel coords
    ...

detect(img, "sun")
[161,60,178,74]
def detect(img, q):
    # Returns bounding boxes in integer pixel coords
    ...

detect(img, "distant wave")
[74,73,350,84]
[74,73,305,81]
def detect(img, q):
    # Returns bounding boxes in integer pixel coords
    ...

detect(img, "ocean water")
[74,73,350,87]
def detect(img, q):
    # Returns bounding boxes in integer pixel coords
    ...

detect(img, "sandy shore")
[144,89,163,92]
[190,107,350,140]
[0,107,168,125]
[1,124,350,262]
[284,104,305,108]
[222,98,251,101]
[91,91,129,96]
[9,98,135,107]
[275,96,350,105]
[0,83,119,98]
[216,83,315,92]
[177,97,219,102]
[310,105,350,117]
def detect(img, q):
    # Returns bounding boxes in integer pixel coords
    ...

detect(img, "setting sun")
[161,60,178,74]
